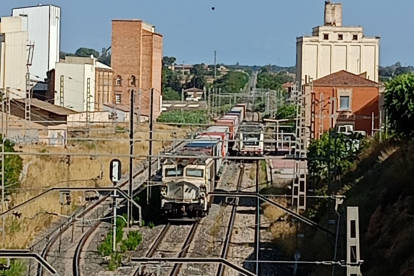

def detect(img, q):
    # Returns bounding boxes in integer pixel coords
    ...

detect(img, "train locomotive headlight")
[200,185,207,198]
[161,185,167,197]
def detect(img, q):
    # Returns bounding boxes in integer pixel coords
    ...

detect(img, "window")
[130,76,136,86]
[338,34,343,40]
[116,76,122,86]
[244,139,259,146]
[350,220,356,238]
[165,167,183,177]
[323,33,329,40]
[350,246,357,263]
[339,96,350,110]
[353,34,358,40]
[115,94,121,104]
[186,168,204,178]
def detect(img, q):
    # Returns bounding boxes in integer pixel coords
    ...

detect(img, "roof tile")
[313,70,378,87]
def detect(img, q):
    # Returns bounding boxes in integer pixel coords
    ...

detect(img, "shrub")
[122,231,143,251]
[108,253,122,271]
[157,110,207,124]
[148,221,155,229]
[97,235,112,257]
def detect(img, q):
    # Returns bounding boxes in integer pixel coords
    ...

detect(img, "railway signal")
[110,159,122,253]
[59,190,71,205]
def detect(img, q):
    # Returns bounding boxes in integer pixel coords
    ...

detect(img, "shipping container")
[185,140,223,176]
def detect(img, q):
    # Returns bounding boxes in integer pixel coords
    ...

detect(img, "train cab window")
[165,167,183,177]
[244,139,259,146]
[186,168,204,178]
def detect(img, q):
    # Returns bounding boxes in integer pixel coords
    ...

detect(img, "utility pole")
[182,61,185,91]
[86,78,91,136]
[218,88,222,116]
[137,89,141,124]
[24,69,31,142]
[59,75,64,107]
[127,89,135,228]
[110,159,121,252]
[1,94,5,248]
[112,187,117,252]
[25,40,34,143]
[147,88,154,204]
[214,50,217,81]
[346,207,361,276]
[5,88,10,138]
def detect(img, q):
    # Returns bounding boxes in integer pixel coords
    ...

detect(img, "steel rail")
[133,222,171,276]
[210,191,334,235]
[255,160,260,275]
[71,157,174,276]
[169,221,200,276]
[38,163,145,276]
[37,141,184,276]
[216,164,244,276]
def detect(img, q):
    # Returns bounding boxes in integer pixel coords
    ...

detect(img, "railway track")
[34,142,184,276]
[216,163,244,276]
[134,221,200,276]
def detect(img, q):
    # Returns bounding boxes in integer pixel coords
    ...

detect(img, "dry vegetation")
[262,197,298,256]
[2,123,188,248]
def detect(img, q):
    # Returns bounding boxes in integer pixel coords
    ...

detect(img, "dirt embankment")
[345,141,414,276]
[3,124,188,249]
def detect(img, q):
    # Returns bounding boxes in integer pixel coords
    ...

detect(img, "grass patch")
[97,216,126,257]
[157,110,208,124]
[108,253,122,271]
[0,259,26,276]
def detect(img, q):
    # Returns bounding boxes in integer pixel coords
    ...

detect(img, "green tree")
[0,137,23,195]
[162,56,176,66]
[98,47,111,66]
[74,47,100,58]
[257,70,294,90]
[384,73,414,137]
[307,132,363,183]
[162,88,181,100]
[190,64,207,76]
[213,71,249,93]
[59,51,73,59]
[162,65,182,93]
[187,76,206,89]
[276,104,296,119]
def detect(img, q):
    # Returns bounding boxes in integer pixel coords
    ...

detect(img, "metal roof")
[185,141,218,148]
[13,99,76,115]
[207,126,229,132]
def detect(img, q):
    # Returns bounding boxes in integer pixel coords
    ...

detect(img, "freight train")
[234,122,265,156]
[160,103,263,218]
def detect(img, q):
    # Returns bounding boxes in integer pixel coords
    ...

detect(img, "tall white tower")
[296,2,380,87]
[12,4,61,81]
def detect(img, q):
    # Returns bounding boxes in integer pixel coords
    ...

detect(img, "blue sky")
[2,0,413,66]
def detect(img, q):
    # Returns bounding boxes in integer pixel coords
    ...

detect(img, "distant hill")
[220,62,414,81]
[221,64,295,74]
[379,62,414,80]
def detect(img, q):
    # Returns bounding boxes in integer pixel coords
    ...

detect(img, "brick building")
[111,19,163,120]
[304,70,379,139]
